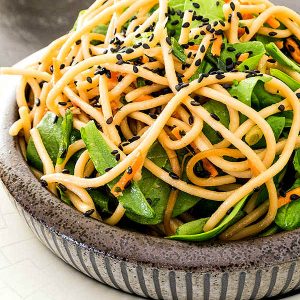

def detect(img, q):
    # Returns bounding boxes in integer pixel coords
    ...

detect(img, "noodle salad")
[2,0,300,241]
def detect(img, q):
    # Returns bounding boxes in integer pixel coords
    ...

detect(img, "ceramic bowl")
[1,2,300,298]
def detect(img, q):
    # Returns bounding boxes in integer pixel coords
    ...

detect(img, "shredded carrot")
[238,52,250,62]
[242,13,253,20]
[286,38,300,64]
[266,16,280,29]
[275,41,284,49]
[238,28,246,38]
[111,153,144,197]
[142,55,149,64]
[211,35,223,57]
[278,187,300,208]
[133,95,153,102]
[110,99,121,114]
[110,71,120,82]
[188,45,199,51]
[202,158,218,177]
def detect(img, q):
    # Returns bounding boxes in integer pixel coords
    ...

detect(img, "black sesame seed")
[296,93,300,98]
[83,209,95,217]
[87,76,92,83]
[133,65,139,73]
[53,115,58,124]
[210,113,220,121]
[60,64,65,70]
[105,167,113,172]
[195,59,202,66]
[127,166,133,174]
[182,22,190,28]
[169,172,180,180]
[116,54,122,60]
[143,43,150,49]
[106,116,113,124]
[111,150,119,155]
[200,45,206,53]
[192,2,200,9]
[126,48,134,54]
[230,2,235,11]
[58,102,67,106]
[227,46,236,52]
[290,194,300,200]
[269,31,278,37]
[244,26,250,34]
[278,104,285,112]
[62,169,70,174]
[171,20,180,26]
[267,58,276,63]
[166,36,172,46]
[128,135,140,142]
[115,153,121,161]
[76,40,81,45]
[215,29,223,35]
[216,74,225,80]
[237,12,243,20]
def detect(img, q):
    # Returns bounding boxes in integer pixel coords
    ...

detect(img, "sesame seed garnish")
[143,43,150,49]
[116,54,122,60]
[83,209,95,217]
[227,46,236,52]
[53,115,58,123]
[230,2,235,11]
[192,2,200,9]
[106,117,113,124]
[133,65,139,73]
[291,194,300,200]
[296,92,300,98]
[278,104,285,112]
[182,22,190,28]
[244,26,250,34]
[58,102,67,106]
[267,58,276,63]
[115,153,121,161]
[166,36,172,46]
[210,113,220,121]
[195,59,202,66]
[60,64,65,70]
[200,45,206,53]
[87,76,92,83]
[128,135,140,142]
[111,150,119,155]
[169,172,180,180]
[62,169,70,174]
[216,74,225,80]
[269,31,278,37]
[105,167,113,172]
[126,48,134,54]
[127,166,133,174]
[76,40,81,45]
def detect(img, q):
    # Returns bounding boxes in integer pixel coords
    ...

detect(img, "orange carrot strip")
[286,38,300,64]
[238,52,250,62]
[278,187,300,208]
[275,41,284,49]
[202,158,218,177]
[188,45,199,51]
[133,95,153,102]
[111,154,144,197]
[242,13,253,20]
[211,35,223,57]
[238,28,246,38]
[266,16,280,29]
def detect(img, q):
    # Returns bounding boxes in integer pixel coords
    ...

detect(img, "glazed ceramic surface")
[1,1,300,299]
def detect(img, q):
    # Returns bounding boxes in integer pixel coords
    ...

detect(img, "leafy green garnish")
[275,199,300,231]
[270,69,300,92]
[176,218,209,235]
[81,121,155,219]
[171,37,187,63]
[293,149,300,175]
[169,195,249,241]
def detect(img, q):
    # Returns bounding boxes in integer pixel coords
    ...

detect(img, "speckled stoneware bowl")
[1,4,300,298]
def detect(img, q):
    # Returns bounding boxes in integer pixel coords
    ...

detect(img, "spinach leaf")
[252,81,282,108]
[176,218,209,235]
[88,188,111,214]
[275,199,300,231]
[81,121,155,219]
[57,110,73,165]
[171,37,187,63]
[270,69,300,92]
[169,195,249,241]
[57,185,72,206]
[259,225,280,237]
[266,42,300,73]
[127,143,200,224]
[220,41,265,71]
[229,76,271,109]
[202,100,229,144]
[290,178,300,190]
[167,0,224,40]
[275,111,293,128]
[293,149,300,174]
[253,116,285,149]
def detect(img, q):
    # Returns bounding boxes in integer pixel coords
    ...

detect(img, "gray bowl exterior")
[1,76,300,300]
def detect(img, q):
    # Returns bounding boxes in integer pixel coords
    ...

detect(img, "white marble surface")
[0,181,140,300]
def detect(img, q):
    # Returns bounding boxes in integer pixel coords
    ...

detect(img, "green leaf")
[171,37,187,63]
[169,195,249,241]
[88,188,111,214]
[57,110,73,165]
[270,69,300,92]
[293,149,300,174]
[252,81,282,108]
[259,224,280,237]
[220,41,265,71]
[202,100,230,144]
[290,178,300,191]
[275,199,300,231]
[176,218,209,235]
[81,121,155,219]
[57,185,72,206]
[137,77,146,87]
[127,143,200,224]
[266,42,300,73]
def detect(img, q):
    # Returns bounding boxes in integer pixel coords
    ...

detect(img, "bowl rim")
[1,51,300,273]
